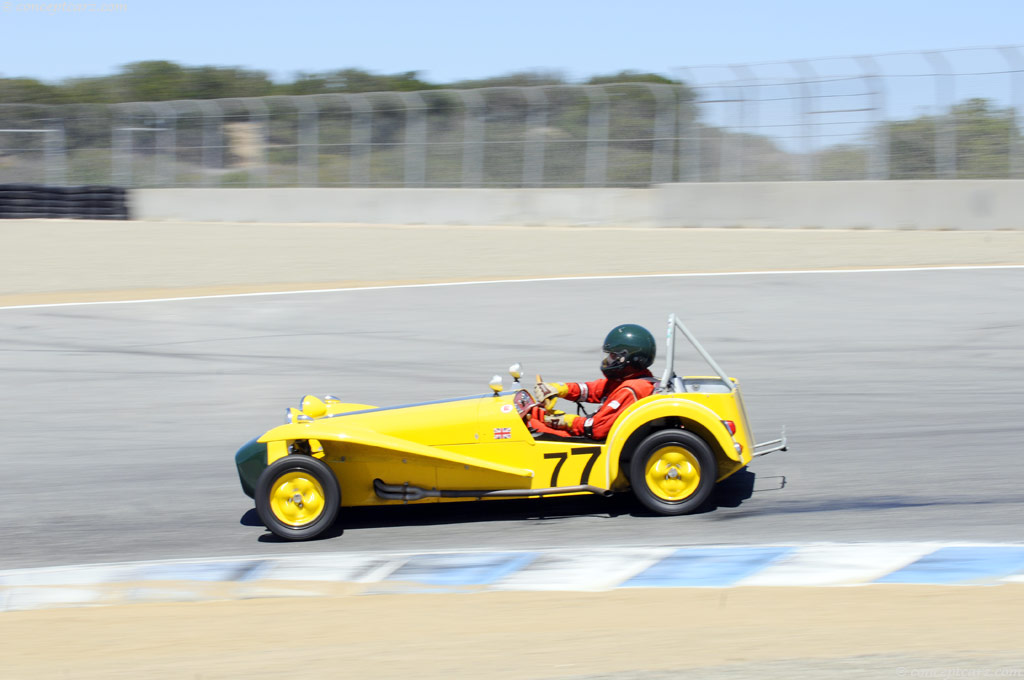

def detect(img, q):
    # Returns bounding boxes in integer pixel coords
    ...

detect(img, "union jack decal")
[493,427,511,439]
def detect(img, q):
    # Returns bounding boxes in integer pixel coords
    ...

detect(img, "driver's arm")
[565,384,640,439]
[562,379,608,404]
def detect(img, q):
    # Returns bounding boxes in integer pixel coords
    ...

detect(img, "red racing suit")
[558,368,658,439]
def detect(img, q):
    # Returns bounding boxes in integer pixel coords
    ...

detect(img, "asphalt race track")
[1,267,1022,570]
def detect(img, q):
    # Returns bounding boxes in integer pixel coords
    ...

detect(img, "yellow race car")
[234,314,787,540]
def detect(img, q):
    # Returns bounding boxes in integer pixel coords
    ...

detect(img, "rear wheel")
[255,455,340,540]
[630,429,717,515]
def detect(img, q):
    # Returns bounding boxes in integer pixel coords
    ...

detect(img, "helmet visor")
[601,349,628,376]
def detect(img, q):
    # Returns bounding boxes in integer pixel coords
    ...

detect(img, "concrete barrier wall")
[655,181,1024,230]
[134,181,1024,229]
[132,188,660,227]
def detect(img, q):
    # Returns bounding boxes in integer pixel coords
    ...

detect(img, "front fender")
[603,395,742,486]
[234,436,267,498]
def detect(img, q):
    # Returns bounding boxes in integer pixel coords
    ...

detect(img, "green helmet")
[601,324,656,379]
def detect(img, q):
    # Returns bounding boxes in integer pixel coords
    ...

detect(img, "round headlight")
[299,395,327,418]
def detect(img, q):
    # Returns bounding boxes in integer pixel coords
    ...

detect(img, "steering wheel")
[512,374,557,427]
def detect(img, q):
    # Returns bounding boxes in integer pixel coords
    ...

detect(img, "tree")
[183,66,273,100]
[118,60,187,102]
[885,98,1018,179]
[279,68,436,95]
[586,71,678,86]
[447,70,566,89]
[60,77,122,104]
[0,77,62,105]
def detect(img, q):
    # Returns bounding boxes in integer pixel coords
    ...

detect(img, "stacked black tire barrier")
[0,184,130,220]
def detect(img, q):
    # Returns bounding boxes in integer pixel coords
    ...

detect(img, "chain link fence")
[1,46,1021,188]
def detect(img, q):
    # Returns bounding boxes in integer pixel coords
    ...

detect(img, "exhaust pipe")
[373,479,613,502]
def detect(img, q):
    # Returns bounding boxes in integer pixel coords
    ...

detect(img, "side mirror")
[489,375,504,394]
[509,363,522,385]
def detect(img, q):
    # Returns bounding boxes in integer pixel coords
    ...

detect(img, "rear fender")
[604,396,744,486]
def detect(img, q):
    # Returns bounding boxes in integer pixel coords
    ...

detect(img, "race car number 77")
[543,447,602,486]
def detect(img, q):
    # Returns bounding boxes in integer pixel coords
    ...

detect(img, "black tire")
[255,455,341,540]
[629,429,717,515]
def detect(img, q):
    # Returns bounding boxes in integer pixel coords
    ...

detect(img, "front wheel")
[255,455,340,540]
[629,429,717,515]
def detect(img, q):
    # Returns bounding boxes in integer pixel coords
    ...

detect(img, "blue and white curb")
[3,543,1024,612]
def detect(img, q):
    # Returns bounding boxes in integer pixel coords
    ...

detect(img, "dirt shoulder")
[5,584,1023,679]
[2,220,1023,306]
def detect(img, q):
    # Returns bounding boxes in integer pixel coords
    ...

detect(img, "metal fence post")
[856,55,888,180]
[648,84,675,185]
[924,51,956,178]
[790,60,817,181]
[147,102,161,186]
[458,90,485,187]
[729,66,758,181]
[522,87,547,187]
[201,100,223,185]
[170,99,219,186]
[293,95,319,186]
[247,97,270,187]
[718,83,734,182]
[583,85,610,187]
[223,97,270,187]
[44,111,68,186]
[219,97,268,186]
[347,94,372,187]
[675,68,700,182]
[400,92,426,187]
[692,75,741,183]
[998,46,1023,178]
[110,103,131,187]
[152,102,177,186]
[168,100,190,184]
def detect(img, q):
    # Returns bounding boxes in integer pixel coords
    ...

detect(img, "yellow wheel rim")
[644,446,701,501]
[268,471,326,527]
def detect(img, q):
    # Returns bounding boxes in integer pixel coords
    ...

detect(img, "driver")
[532,324,658,440]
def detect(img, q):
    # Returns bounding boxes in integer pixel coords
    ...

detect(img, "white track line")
[2,264,1022,311]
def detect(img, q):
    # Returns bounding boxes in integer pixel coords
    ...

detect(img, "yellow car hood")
[266,393,498,447]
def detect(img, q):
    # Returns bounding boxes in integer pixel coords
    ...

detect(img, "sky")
[0,0,1022,84]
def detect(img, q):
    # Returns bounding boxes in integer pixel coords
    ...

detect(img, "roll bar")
[659,313,735,393]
